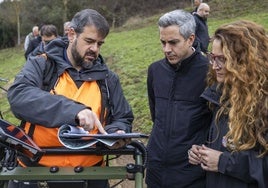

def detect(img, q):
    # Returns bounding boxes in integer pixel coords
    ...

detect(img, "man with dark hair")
[7,9,133,188]
[28,24,58,57]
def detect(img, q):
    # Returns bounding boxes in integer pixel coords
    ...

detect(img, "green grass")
[0,47,25,125]
[0,9,268,133]
[102,25,162,132]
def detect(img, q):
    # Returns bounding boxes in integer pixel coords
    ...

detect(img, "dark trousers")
[7,180,110,188]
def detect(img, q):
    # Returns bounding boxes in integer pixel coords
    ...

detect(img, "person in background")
[63,21,71,36]
[146,9,211,188]
[192,0,203,13]
[24,25,39,51]
[24,30,42,59]
[7,8,133,188]
[28,24,58,57]
[193,3,210,53]
[189,20,268,188]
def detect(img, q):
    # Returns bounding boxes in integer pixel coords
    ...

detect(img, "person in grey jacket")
[145,9,211,188]
[189,20,268,188]
[7,9,133,188]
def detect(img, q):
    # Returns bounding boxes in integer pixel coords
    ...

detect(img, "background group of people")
[23,21,71,60]
[4,1,268,188]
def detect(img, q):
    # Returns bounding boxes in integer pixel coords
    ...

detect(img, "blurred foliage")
[0,0,184,48]
[0,0,267,48]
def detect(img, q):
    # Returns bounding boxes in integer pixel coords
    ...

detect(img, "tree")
[11,0,21,45]
[0,0,187,49]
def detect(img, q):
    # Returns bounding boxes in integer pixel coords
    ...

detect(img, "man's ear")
[68,28,76,43]
[188,33,195,46]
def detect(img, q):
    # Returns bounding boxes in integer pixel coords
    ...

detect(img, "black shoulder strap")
[42,58,58,92]
[98,78,113,125]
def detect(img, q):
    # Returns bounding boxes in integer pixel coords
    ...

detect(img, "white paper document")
[58,124,148,149]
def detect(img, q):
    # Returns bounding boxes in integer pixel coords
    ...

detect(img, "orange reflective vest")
[23,72,104,167]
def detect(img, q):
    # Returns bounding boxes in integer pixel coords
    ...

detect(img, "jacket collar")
[165,49,199,71]
[201,84,222,105]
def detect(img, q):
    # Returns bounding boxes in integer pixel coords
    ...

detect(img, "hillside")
[0,0,268,134]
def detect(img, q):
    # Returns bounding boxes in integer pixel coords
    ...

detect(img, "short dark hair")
[40,24,58,37]
[69,9,110,38]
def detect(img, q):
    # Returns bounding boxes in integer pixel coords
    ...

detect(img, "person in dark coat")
[145,9,211,188]
[189,20,268,188]
[193,3,210,53]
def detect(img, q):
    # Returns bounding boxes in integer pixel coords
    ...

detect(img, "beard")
[71,39,97,69]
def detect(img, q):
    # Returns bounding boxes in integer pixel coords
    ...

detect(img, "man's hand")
[76,109,107,134]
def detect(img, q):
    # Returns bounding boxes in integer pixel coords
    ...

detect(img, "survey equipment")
[0,119,148,188]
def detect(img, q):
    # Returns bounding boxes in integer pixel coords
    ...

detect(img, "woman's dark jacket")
[201,85,268,188]
[146,51,212,188]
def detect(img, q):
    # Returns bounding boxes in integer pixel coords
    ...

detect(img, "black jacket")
[193,13,210,53]
[8,37,133,133]
[201,85,268,188]
[146,51,211,188]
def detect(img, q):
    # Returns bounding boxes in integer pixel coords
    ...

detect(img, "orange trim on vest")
[24,72,103,167]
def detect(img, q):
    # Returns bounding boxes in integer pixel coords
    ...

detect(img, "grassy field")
[0,6,267,134]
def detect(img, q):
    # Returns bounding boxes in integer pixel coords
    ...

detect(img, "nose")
[163,44,172,53]
[212,61,221,70]
[89,42,99,52]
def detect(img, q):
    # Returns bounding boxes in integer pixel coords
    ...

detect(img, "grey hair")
[64,21,71,28]
[158,9,196,39]
[69,9,109,38]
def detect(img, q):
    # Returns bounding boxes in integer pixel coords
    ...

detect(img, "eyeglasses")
[206,52,226,68]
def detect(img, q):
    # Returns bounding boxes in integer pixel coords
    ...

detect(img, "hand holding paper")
[57,124,148,149]
[76,109,107,134]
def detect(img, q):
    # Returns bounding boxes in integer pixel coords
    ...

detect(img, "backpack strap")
[97,78,112,125]
[42,56,58,92]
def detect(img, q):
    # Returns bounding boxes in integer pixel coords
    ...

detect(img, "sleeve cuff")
[218,151,230,174]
